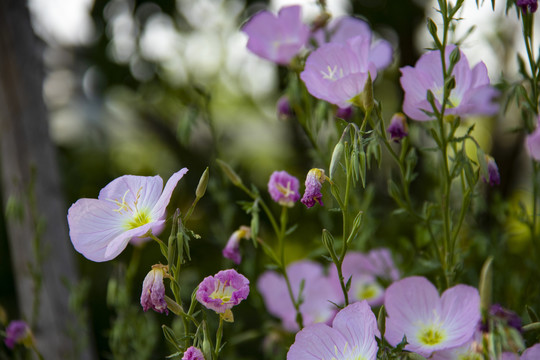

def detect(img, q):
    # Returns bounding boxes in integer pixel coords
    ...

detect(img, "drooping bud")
[222,226,251,264]
[301,168,326,208]
[387,113,408,142]
[277,96,294,120]
[140,264,169,314]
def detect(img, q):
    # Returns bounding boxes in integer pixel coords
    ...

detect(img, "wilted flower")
[517,0,538,13]
[68,168,188,262]
[140,264,168,314]
[287,301,379,360]
[400,46,498,121]
[242,5,309,65]
[387,113,408,142]
[482,155,500,186]
[4,320,31,349]
[196,269,249,314]
[268,171,301,207]
[258,260,341,332]
[182,346,205,360]
[488,304,522,332]
[300,35,378,109]
[329,249,400,306]
[222,226,251,264]
[384,276,480,357]
[301,168,326,208]
[313,16,393,70]
[526,116,540,161]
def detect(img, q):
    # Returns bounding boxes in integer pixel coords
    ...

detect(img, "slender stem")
[214,316,224,359]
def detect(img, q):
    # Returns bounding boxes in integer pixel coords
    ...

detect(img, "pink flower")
[400,46,498,121]
[140,265,168,314]
[268,170,301,207]
[313,16,393,70]
[4,320,31,349]
[242,5,309,65]
[384,276,480,357]
[286,301,379,360]
[196,269,249,314]
[300,36,378,108]
[301,168,326,208]
[182,346,205,360]
[257,260,340,332]
[68,168,188,262]
[526,116,540,161]
[222,226,251,264]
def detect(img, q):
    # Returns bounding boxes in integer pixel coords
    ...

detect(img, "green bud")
[445,76,456,92]
[196,167,209,199]
[161,325,180,349]
[479,256,493,312]
[362,73,374,113]
[216,159,242,186]
[449,47,461,66]
[329,141,344,180]
[322,229,337,260]
[377,305,386,338]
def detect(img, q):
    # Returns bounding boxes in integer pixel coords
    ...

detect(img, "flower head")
[400,46,498,121]
[222,226,251,264]
[68,168,188,262]
[300,35,378,108]
[242,5,309,65]
[301,168,326,208]
[268,171,301,207]
[384,276,480,357]
[287,301,379,360]
[387,113,408,142]
[517,0,538,13]
[196,269,249,314]
[140,264,168,314]
[313,16,393,70]
[4,320,31,349]
[182,346,205,360]
[526,116,540,161]
[258,260,341,332]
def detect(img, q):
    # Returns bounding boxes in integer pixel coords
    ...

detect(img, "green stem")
[214,316,224,359]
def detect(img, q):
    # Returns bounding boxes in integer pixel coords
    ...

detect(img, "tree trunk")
[0,1,96,359]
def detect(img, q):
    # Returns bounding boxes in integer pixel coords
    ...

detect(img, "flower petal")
[68,198,130,262]
[332,301,379,359]
[151,168,189,219]
[98,174,163,211]
[439,285,480,349]
[287,323,348,360]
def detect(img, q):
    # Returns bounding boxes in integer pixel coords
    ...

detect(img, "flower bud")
[387,113,408,142]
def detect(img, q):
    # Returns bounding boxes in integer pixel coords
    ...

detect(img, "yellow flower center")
[417,326,446,346]
[108,187,153,230]
[210,280,234,304]
[355,283,381,301]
